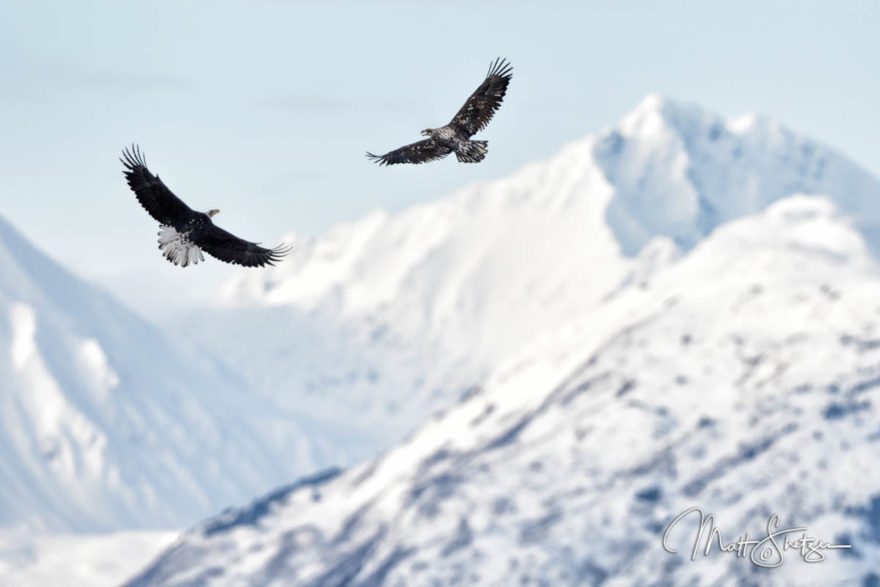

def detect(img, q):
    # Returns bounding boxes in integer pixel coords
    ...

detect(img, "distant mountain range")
[4,93,880,586]
[130,96,880,584]
[192,94,880,451]
[132,194,880,584]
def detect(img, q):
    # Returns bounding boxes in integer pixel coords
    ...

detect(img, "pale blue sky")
[1,0,878,316]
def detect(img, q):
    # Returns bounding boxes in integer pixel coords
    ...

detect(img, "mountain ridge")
[130,195,880,585]
[0,216,337,531]
[130,95,880,584]
[189,94,880,450]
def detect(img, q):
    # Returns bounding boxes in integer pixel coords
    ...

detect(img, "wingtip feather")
[121,143,149,171]
[487,57,512,80]
[365,152,388,166]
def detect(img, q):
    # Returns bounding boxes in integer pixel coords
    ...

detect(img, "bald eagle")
[121,145,290,268]
[367,58,513,166]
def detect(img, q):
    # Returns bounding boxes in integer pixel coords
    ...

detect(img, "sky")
[1,0,878,318]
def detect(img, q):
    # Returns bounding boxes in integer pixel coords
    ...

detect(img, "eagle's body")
[422,126,488,164]
[121,146,289,268]
[367,58,512,166]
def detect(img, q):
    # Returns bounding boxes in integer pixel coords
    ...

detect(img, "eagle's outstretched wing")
[366,139,452,166]
[120,145,193,225]
[192,224,291,267]
[449,58,513,138]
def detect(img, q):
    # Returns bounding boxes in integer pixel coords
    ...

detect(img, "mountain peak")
[207,96,880,463]
[629,92,667,116]
[619,93,708,138]
[600,95,880,255]
[619,93,669,137]
[627,92,675,119]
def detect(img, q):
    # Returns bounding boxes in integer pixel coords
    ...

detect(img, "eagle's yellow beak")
[208,209,221,217]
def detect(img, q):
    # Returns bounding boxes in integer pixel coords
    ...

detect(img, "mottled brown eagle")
[367,58,513,166]
[121,145,290,268]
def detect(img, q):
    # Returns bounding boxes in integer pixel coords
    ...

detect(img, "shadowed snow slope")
[130,197,880,585]
[0,217,341,532]
[202,95,880,452]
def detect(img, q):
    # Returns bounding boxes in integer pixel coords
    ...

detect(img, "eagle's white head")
[207,209,221,218]
[420,128,435,137]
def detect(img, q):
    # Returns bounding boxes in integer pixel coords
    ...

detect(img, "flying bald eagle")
[367,58,513,166]
[120,145,290,268]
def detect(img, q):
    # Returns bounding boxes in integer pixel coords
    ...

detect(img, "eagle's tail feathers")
[456,140,488,163]
[157,225,203,267]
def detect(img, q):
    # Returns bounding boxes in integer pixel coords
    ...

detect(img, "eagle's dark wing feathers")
[120,145,193,225]
[193,224,291,268]
[449,58,513,137]
[366,139,452,166]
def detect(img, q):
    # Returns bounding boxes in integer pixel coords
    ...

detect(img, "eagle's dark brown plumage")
[367,58,513,166]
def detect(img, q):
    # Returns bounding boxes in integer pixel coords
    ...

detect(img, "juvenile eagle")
[121,145,290,268]
[367,58,513,166]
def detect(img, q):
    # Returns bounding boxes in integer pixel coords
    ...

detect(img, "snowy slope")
[0,528,176,587]
[0,216,343,532]
[129,196,880,585]
[199,95,880,449]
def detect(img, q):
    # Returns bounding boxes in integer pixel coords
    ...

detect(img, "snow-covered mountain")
[0,217,343,532]
[129,196,880,585]
[198,95,880,451]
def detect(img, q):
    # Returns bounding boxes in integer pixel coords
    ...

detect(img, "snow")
[601,94,880,255]
[0,528,177,587]
[130,195,880,585]
[9,303,36,369]
[4,94,880,584]
[188,94,880,463]
[0,217,348,532]
[76,339,120,404]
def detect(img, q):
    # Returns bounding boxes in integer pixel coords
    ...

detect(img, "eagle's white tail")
[456,140,488,163]
[158,225,204,267]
